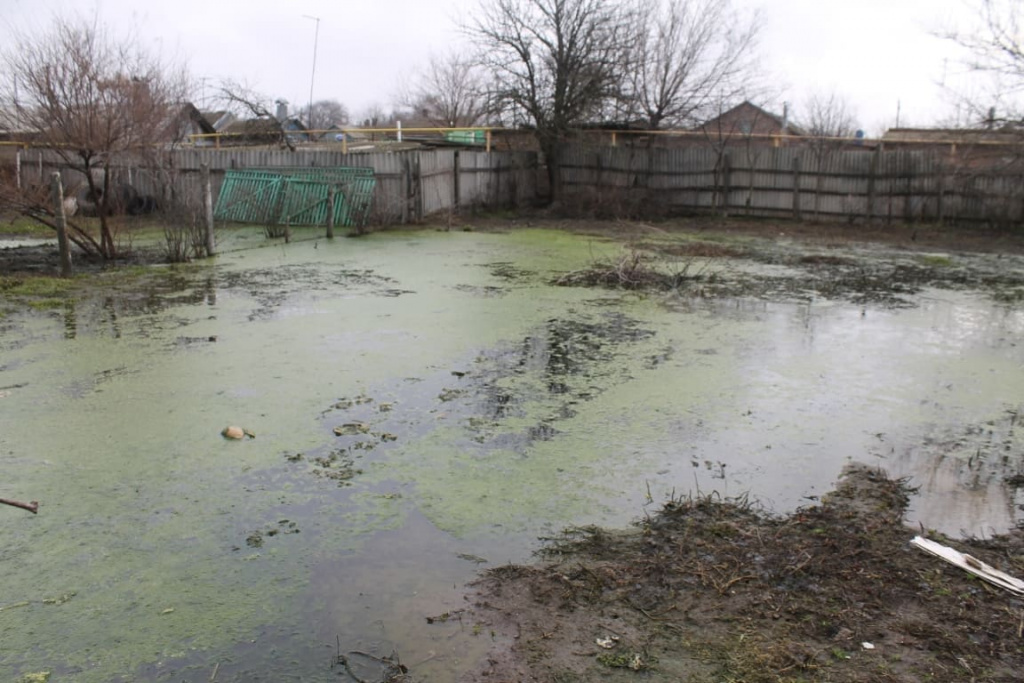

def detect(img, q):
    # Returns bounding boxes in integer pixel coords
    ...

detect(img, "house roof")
[0,107,40,136]
[200,110,235,131]
[882,127,1024,144]
[220,117,308,139]
[698,101,806,136]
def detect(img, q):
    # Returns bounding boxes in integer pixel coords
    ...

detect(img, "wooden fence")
[559,143,1024,225]
[6,147,538,225]
[9,141,1024,227]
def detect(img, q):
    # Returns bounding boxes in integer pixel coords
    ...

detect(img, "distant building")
[0,108,39,144]
[881,126,1024,167]
[694,101,805,146]
[219,117,309,146]
[200,111,236,132]
[159,103,217,145]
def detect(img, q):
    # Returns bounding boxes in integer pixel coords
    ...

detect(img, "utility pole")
[303,15,321,134]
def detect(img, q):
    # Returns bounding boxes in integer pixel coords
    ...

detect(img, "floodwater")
[1,228,1022,682]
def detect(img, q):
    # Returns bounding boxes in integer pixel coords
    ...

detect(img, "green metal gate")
[214,167,377,229]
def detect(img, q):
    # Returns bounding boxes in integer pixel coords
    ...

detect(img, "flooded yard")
[1,222,1023,682]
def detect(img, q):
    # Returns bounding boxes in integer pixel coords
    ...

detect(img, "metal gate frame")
[214,167,377,228]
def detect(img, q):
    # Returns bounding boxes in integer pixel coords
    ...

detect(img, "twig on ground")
[0,497,38,514]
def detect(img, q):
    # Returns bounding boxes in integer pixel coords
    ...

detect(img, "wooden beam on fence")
[792,154,802,221]
[402,156,411,224]
[50,173,73,278]
[202,163,216,256]
[719,151,732,217]
[414,155,423,222]
[936,163,946,226]
[866,148,879,224]
[453,150,461,212]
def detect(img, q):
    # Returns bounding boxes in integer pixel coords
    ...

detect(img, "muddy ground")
[457,466,1024,683]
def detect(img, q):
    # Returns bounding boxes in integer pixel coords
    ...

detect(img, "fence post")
[402,156,411,224]
[866,148,879,224]
[453,150,461,212]
[414,154,423,222]
[719,151,732,217]
[15,149,21,190]
[202,163,216,256]
[326,185,336,239]
[50,173,73,278]
[792,154,802,221]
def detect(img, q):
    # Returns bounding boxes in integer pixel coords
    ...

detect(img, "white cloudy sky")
[0,0,989,134]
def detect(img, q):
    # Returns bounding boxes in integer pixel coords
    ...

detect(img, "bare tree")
[624,0,762,129]
[466,0,633,201]
[936,0,1024,124]
[0,16,190,259]
[799,91,860,219]
[357,103,393,128]
[802,91,859,146]
[399,51,488,127]
[215,80,300,150]
[296,99,350,135]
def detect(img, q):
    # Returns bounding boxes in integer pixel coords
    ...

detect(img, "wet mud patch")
[462,466,1024,682]
[215,264,407,320]
[561,237,1024,309]
[485,261,535,282]
[454,283,508,297]
[307,310,659,471]
[443,311,656,452]
[243,519,301,549]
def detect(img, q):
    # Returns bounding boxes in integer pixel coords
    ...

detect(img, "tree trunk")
[542,136,564,205]
[98,163,115,258]
[81,161,116,260]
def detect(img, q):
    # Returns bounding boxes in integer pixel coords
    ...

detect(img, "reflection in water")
[62,300,76,339]
[102,296,121,339]
[465,312,655,450]
[891,405,1023,536]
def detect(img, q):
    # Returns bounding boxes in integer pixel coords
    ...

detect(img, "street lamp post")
[303,15,321,134]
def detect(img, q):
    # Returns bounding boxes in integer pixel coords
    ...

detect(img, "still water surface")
[1,229,1022,681]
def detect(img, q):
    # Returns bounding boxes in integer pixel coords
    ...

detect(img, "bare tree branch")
[215,80,297,150]
[623,0,763,129]
[802,90,859,151]
[936,0,1024,125]
[296,99,350,136]
[398,51,488,127]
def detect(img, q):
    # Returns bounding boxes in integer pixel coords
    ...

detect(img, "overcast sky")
[0,0,986,135]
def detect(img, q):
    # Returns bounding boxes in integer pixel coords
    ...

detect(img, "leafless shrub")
[0,15,191,259]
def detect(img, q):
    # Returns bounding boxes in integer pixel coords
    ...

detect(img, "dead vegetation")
[462,466,1024,682]
[553,248,715,291]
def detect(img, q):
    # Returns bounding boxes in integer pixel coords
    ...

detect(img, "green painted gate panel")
[214,167,377,228]
[213,171,285,224]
